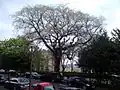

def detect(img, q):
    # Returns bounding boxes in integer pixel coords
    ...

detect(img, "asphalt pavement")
[0,83,110,90]
[0,79,39,90]
[0,86,8,90]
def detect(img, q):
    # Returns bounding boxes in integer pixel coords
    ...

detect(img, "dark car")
[62,76,95,90]
[58,83,82,90]
[25,72,41,79]
[0,74,6,84]
[40,72,62,82]
[61,77,70,84]
[4,77,29,90]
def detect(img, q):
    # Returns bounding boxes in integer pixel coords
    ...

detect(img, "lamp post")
[29,45,35,90]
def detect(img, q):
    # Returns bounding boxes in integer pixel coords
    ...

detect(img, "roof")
[39,82,52,86]
[10,77,26,81]
[9,70,16,72]
[10,78,19,81]
[0,69,5,72]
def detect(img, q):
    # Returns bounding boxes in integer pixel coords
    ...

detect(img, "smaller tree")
[33,49,52,72]
[111,28,120,74]
[111,28,120,45]
[0,37,30,71]
[79,32,116,76]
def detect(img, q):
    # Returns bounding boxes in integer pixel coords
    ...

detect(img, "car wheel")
[68,83,71,86]
[13,87,16,90]
[83,86,86,90]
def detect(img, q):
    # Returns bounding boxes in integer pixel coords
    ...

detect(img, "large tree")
[12,5,104,72]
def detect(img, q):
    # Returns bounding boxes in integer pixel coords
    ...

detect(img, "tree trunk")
[53,48,62,72]
[54,56,61,72]
[61,65,65,72]
[71,61,73,72]
[45,59,49,71]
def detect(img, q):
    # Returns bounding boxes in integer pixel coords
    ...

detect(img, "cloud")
[59,0,120,35]
[112,8,120,29]
[59,0,104,13]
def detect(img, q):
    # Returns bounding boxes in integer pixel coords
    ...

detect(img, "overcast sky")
[0,0,120,40]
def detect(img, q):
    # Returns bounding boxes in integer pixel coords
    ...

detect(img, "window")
[19,78,29,83]
[11,80,18,82]
[19,78,25,83]
[44,85,55,90]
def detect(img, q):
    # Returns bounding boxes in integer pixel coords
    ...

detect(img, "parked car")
[58,83,82,90]
[0,69,5,73]
[4,77,29,90]
[25,72,41,79]
[40,72,62,82]
[0,74,6,84]
[62,76,95,90]
[61,77,70,84]
[32,82,56,90]
[59,86,82,90]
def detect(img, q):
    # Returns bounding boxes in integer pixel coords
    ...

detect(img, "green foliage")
[78,29,120,79]
[0,36,51,72]
[1,37,29,55]
[111,28,120,74]
[79,32,119,74]
[0,37,30,71]
[33,50,47,71]
[111,28,120,44]
[33,50,52,72]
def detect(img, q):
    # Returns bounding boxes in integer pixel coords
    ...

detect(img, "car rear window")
[44,85,55,90]
[11,80,18,82]
[19,78,29,83]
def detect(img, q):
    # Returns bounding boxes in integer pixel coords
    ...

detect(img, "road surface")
[0,86,8,90]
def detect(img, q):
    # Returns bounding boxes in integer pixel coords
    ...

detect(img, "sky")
[0,0,120,40]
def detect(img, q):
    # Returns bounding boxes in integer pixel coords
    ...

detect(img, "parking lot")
[0,83,60,90]
[0,71,114,90]
[0,81,113,90]
[0,86,8,90]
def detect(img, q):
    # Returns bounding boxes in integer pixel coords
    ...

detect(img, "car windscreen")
[19,78,29,83]
[32,72,39,76]
[10,80,18,82]
[33,74,39,76]
[44,85,55,90]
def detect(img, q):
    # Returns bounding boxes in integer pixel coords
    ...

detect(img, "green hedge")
[38,71,111,79]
